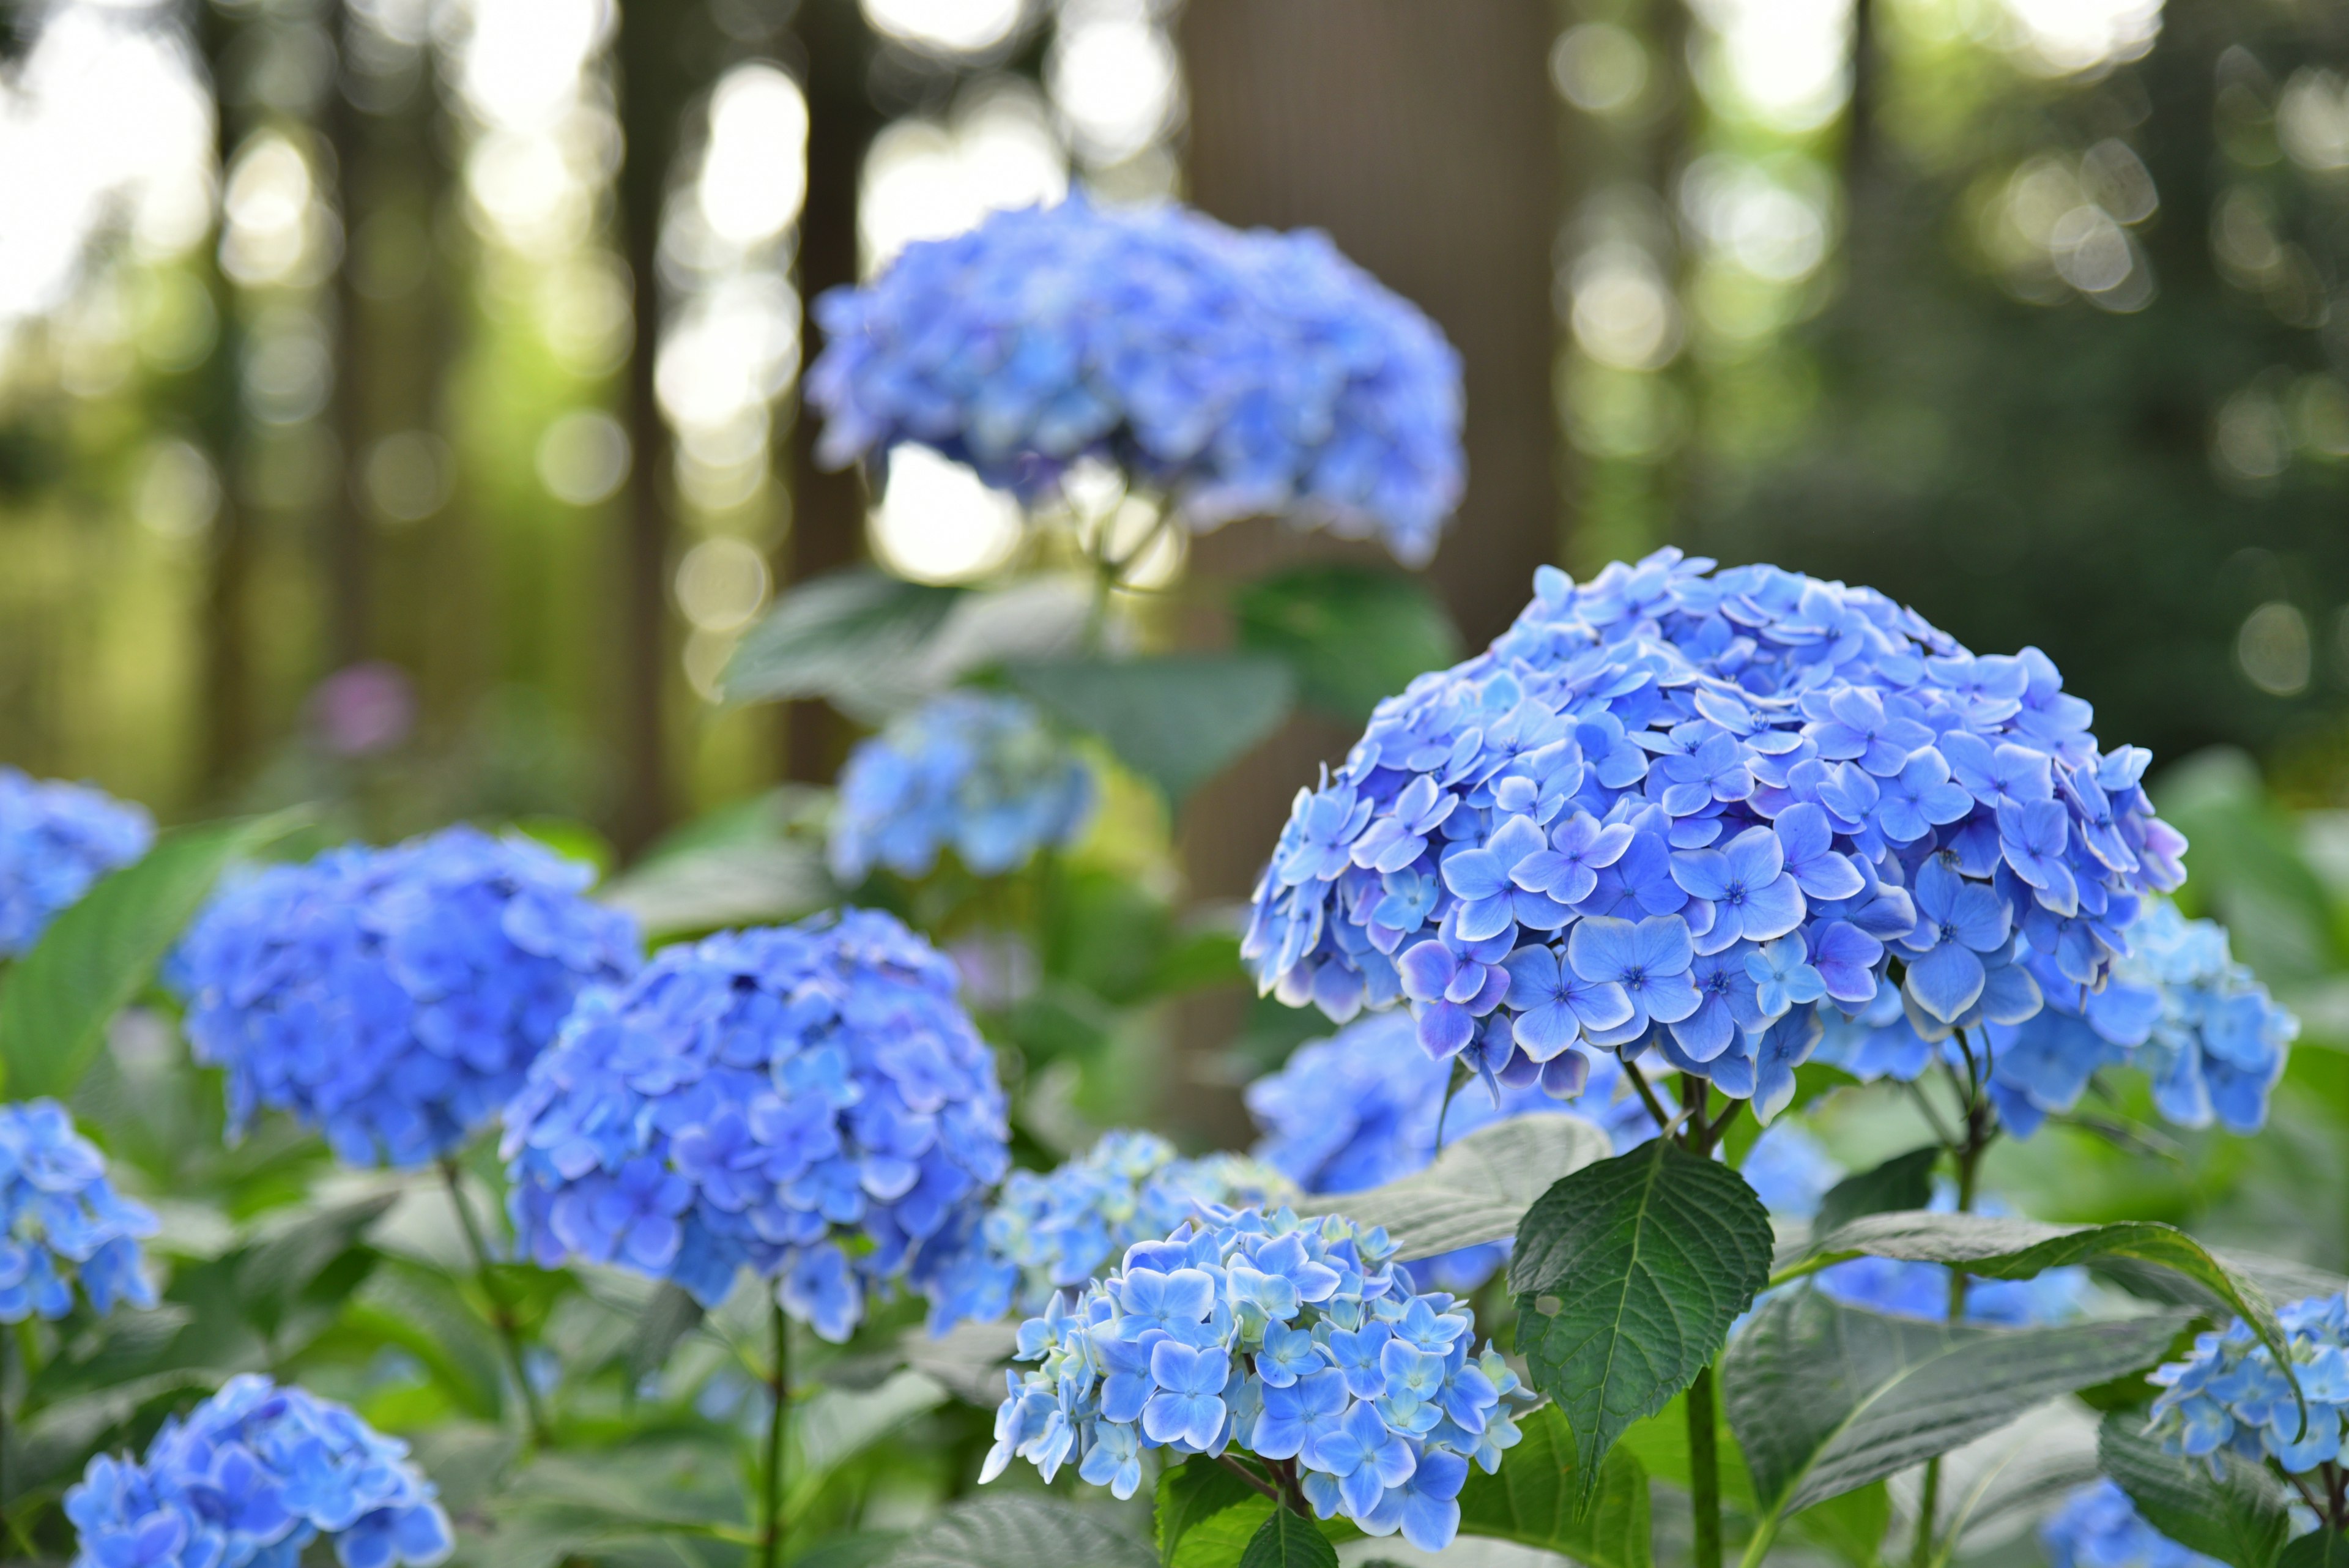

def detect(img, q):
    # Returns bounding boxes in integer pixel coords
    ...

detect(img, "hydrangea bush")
[2042,1480,2220,1568]
[65,1375,451,1568]
[501,909,1011,1341]
[171,826,641,1167]
[983,1206,1535,1551]
[828,691,1094,885]
[1244,549,2190,1120]
[0,767,152,959]
[806,196,1465,567]
[2148,1290,2349,1472]
[0,1099,157,1321]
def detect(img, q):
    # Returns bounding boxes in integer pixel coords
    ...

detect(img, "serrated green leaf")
[1159,1457,1264,1566]
[625,1282,705,1386]
[1457,1404,1653,1568]
[1810,1148,1940,1241]
[892,1496,1154,1568]
[2097,1410,2293,1568]
[1233,565,1462,724]
[2282,1532,2349,1568]
[1240,1507,1337,1568]
[1725,1291,2194,1545]
[721,567,964,712]
[1005,655,1296,807]
[1508,1139,1773,1507]
[1297,1112,1613,1261]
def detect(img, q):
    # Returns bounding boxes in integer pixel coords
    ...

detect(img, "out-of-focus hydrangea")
[806,197,1464,567]
[502,910,1011,1343]
[984,1207,1535,1552]
[2041,1480,2221,1568]
[924,1130,1294,1331]
[829,691,1094,885]
[65,1373,451,1568]
[1815,900,2294,1138]
[0,767,152,958]
[2148,1290,2349,1474]
[1245,1011,1662,1291]
[172,827,640,1169]
[1243,549,2188,1123]
[0,1099,157,1321]
[1737,1123,1844,1220]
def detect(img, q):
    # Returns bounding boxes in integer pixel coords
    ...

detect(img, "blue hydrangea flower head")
[0,767,152,958]
[925,1129,1294,1331]
[1242,549,2188,1121]
[502,907,1012,1343]
[66,1373,451,1568]
[806,196,1466,566]
[829,691,1094,884]
[984,1206,1537,1551]
[2042,1479,2221,1568]
[0,1098,157,1322]
[172,827,641,1169]
[2148,1290,2349,1474]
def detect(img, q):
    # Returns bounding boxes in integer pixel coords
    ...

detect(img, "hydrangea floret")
[172,827,642,1168]
[2041,1479,2221,1568]
[828,691,1094,885]
[983,1206,1535,1551]
[0,1099,157,1321]
[65,1374,451,1568]
[1815,899,2294,1136]
[806,196,1465,567]
[2148,1290,2349,1473]
[502,909,1011,1342]
[1243,549,2188,1121]
[0,767,152,958]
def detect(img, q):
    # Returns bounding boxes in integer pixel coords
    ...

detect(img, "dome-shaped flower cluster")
[0,767,152,958]
[65,1374,451,1568]
[984,1207,1534,1552]
[1243,550,2186,1121]
[502,910,1011,1342]
[2041,1480,2219,1568]
[2148,1290,2349,1473]
[0,1099,157,1321]
[1814,900,2293,1138]
[925,1129,1293,1331]
[173,827,641,1169]
[806,197,1465,567]
[829,691,1094,885]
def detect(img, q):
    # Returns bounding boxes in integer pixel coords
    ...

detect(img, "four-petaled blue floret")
[924,1129,1293,1331]
[0,1098,157,1323]
[805,196,1466,567]
[2041,1479,2221,1568]
[502,908,1011,1343]
[171,827,642,1168]
[2148,1290,2349,1474]
[829,691,1094,885]
[0,767,152,959]
[65,1373,451,1568]
[982,1206,1536,1552]
[1242,549,2188,1122]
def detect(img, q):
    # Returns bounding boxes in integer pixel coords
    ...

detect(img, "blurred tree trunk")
[323,1,373,670]
[197,0,256,803]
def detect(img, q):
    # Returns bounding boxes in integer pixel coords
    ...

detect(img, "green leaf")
[2098,1410,2293,1568]
[1297,1112,1614,1261]
[720,567,964,712]
[1233,565,1463,724]
[2281,1533,2349,1568]
[0,811,302,1099]
[1507,1138,1774,1506]
[346,1260,508,1420]
[1809,1148,1941,1241]
[1724,1290,2194,1536]
[625,1283,704,1386]
[892,1496,1154,1568]
[1005,654,1296,807]
[1457,1404,1653,1568]
[1614,1392,1757,1511]
[1790,1482,1891,1568]
[1159,1457,1264,1566]
[1239,1507,1337,1568]
[599,839,833,939]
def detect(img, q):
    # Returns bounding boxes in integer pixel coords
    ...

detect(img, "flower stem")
[439,1157,551,1447]
[762,1301,790,1568]
[1689,1362,1724,1568]
[1914,1063,1995,1568]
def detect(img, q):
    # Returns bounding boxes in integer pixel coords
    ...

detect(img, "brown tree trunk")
[323,1,373,671]
[197,0,256,803]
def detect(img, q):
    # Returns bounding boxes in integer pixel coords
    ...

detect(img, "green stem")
[762,1301,790,1568]
[1690,1362,1724,1568]
[1913,1065,1994,1568]
[439,1158,551,1446]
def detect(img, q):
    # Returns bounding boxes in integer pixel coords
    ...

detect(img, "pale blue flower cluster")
[806,197,1465,566]
[501,910,1011,1343]
[2041,1481,2220,1568]
[829,691,1094,885]
[984,1208,1534,1551]
[1243,549,2188,1121]
[66,1374,451,1568]
[0,1099,157,1322]
[924,1130,1293,1331]
[2148,1290,2349,1474]
[173,827,640,1169]
[1815,900,2293,1137]
[0,766,152,958]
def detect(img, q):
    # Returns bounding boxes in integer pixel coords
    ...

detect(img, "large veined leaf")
[1233,565,1463,724]
[1901,1396,2103,1561]
[1455,1405,1653,1568]
[1508,1139,1775,1506]
[1004,655,1296,807]
[2282,1533,2349,1568]
[719,568,964,715]
[1296,1112,1613,1261]
[1239,1508,1337,1568]
[1809,1147,1940,1241]
[892,1496,1154,1568]
[2096,1410,2294,1568]
[0,811,302,1099]
[1159,1459,1265,1566]
[1724,1290,2194,1556]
